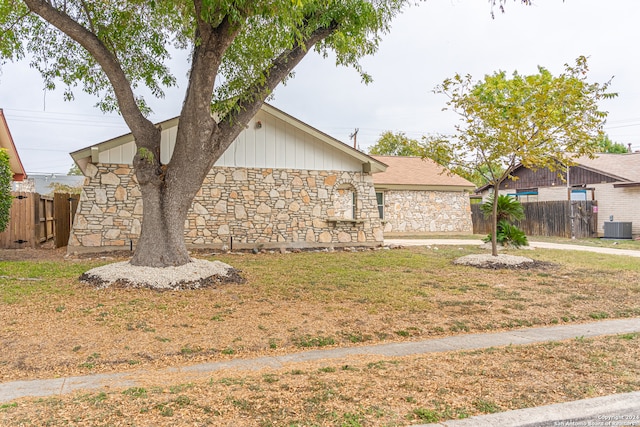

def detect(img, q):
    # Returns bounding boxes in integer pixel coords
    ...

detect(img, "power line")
[3,107,125,120]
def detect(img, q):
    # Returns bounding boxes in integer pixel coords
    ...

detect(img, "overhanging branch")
[215,23,337,148]
[22,0,154,137]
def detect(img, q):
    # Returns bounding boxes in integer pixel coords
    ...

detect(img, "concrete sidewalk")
[1,318,639,427]
[414,391,640,427]
[386,238,640,258]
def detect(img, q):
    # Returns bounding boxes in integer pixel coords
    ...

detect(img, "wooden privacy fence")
[54,192,80,248]
[471,200,598,239]
[0,192,79,249]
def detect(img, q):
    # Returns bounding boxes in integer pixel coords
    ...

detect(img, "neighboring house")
[476,153,640,236]
[69,103,387,253]
[371,155,475,235]
[0,109,30,191]
[29,173,85,195]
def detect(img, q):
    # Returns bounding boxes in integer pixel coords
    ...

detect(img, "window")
[333,184,357,220]
[509,189,538,203]
[352,192,357,220]
[570,189,587,201]
[376,192,384,219]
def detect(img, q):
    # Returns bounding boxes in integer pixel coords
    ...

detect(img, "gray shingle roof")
[574,152,640,182]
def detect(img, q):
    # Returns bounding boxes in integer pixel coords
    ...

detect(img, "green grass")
[3,245,640,310]
[292,335,336,348]
[528,235,640,251]
[0,260,102,304]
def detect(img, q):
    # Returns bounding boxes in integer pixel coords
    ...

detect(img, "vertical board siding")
[160,127,176,164]
[264,114,277,167]
[94,109,363,172]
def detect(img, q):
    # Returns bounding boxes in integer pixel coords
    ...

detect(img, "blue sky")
[1,0,639,173]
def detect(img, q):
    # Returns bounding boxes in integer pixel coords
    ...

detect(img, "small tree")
[423,57,616,256]
[0,149,13,233]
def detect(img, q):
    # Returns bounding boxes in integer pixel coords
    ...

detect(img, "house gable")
[476,155,640,195]
[498,164,620,192]
[71,103,386,175]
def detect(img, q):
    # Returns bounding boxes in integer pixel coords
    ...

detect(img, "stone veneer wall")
[68,163,384,252]
[381,189,472,234]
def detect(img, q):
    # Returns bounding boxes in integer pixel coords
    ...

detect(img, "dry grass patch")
[0,246,639,382]
[1,333,638,426]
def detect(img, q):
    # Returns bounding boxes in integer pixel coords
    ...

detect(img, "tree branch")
[215,23,337,151]
[22,0,155,139]
[0,9,32,37]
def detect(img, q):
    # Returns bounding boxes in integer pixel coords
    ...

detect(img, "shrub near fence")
[471,200,598,239]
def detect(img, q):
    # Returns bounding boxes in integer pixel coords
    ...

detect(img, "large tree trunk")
[129,121,223,267]
[130,180,191,267]
[125,21,334,268]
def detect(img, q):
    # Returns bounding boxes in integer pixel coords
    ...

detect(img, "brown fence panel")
[472,200,598,238]
[0,192,38,248]
[54,192,79,248]
[37,195,54,243]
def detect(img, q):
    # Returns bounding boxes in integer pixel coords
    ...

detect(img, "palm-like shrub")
[480,194,525,223]
[481,195,528,247]
[495,220,528,248]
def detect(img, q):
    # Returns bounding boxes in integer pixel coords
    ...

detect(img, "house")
[68,104,477,253]
[371,156,475,235]
[0,109,30,190]
[28,173,84,195]
[475,153,640,237]
[69,103,388,252]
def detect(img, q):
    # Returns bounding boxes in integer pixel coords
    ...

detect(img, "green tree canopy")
[368,131,422,156]
[1,0,409,267]
[423,56,616,256]
[0,149,12,233]
[0,0,532,268]
[596,134,628,154]
[68,163,83,176]
[369,132,493,187]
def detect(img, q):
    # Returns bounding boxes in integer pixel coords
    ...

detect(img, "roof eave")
[375,183,476,192]
[0,109,28,180]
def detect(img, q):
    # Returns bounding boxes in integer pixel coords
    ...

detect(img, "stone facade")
[68,163,384,252]
[381,189,472,234]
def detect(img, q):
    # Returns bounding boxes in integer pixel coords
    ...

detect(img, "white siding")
[97,109,362,172]
[160,126,177,165]
[591,183,640,236]
[99,141,136,164]
[537,187,568,201]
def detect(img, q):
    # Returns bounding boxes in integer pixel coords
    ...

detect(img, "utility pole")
[349,128,359,149]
